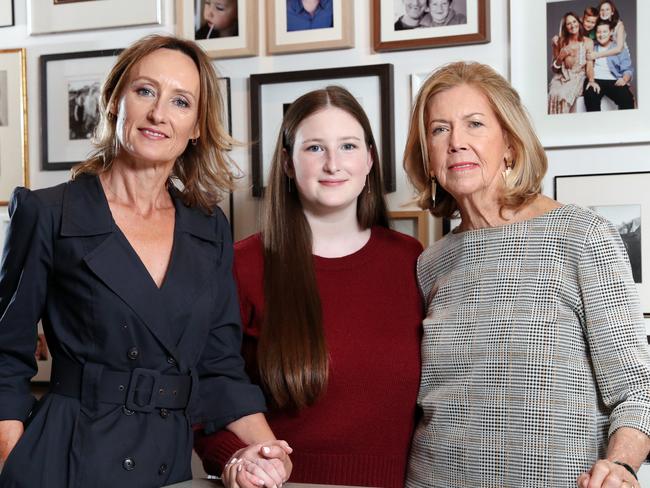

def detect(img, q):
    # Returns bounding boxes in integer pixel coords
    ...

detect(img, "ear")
[191,123,200,140]
[366,145,374,172]
[282,148,295,178]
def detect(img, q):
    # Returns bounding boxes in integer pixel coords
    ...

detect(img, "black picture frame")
[249,64,395,197]
[0,0,15,28]
[40,49,122,171]
[217,76,235,236]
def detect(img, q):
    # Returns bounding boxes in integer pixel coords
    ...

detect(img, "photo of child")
[195,0,238,40]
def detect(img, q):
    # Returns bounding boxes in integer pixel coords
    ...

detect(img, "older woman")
[404,61,650,487]
[0,35,290,488]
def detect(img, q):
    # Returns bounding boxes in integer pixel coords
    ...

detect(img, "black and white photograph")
[0,70,7,127]
[546,0,637,115]
[67,79,100,140]
[590,204,642,282]
[393,0,467,31]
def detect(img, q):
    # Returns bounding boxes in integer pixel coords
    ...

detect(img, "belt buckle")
[125,368,161,413]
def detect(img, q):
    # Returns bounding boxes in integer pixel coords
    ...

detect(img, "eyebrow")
[130,76,198,101]
[429,112,486,123]
[300,136,363,143]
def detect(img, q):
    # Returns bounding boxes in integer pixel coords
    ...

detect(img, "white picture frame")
[510,0,649,148]
[0,0,14,28]
[28,0,162,35]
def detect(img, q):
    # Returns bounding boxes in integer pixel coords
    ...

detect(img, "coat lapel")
[62,175,175,354]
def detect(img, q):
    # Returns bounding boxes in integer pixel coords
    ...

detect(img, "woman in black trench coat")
[0,35,291,488]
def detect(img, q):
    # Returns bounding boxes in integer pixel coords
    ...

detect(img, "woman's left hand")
[577,459,640,488]
[222,440,293,488]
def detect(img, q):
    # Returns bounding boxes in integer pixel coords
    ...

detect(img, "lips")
[139,127,168,139]
[448,162,479,171]
[319,179,347,186]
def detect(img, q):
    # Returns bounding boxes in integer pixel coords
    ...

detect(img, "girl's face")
[565,15,581,35]
[203,0,237,29]
[600,3,613,20]
[582,15,598,32]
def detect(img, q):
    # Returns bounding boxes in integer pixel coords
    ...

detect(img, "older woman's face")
[425,83,511,203]
[429,0,451,23]
[114,48,200,168]
[599,2,613,20]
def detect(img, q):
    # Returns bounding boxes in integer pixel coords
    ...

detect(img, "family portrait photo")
[67,79,100,140]
[546,0,638,115]
[393,0,467,30]
[194,0,239,40]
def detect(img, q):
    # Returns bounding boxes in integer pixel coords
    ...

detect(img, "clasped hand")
[222,440,293,488]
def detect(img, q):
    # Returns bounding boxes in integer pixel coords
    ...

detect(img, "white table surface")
[164,479,368,488]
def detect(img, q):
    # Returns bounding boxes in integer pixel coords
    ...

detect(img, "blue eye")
[431,126,447,135]
[341,143,357,150]
[136,87,154,97]
[173,97,190,108]
[469,120,484,128]
[306,145,323,152]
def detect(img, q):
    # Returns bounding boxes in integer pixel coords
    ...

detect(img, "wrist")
[613,460,638,481]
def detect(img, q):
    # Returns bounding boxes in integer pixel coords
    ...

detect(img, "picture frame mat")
[510,1,650,148]
[388,210,430,247]
[0,0,14,28]
[259,77,381,188]
[554,172,649,313]
[42,51,120,169]
[0,48,28,205]
[177,0,258,58]
[271,0,347,44]
[28,0,162,34]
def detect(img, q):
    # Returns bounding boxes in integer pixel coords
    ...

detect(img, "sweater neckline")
[313,227,380,270]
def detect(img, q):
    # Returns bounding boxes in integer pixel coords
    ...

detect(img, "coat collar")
[61,173,219,243]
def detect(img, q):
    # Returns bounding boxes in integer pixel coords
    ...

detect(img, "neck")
[455,191,506,231]
[304,205,370,258]
[100,158,174,216]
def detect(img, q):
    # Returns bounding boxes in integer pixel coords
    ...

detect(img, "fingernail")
[263,446,270,454]
[237,464,242,472]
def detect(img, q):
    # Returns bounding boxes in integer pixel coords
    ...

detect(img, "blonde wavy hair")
[404,61,547,218]
[72,34,237,213]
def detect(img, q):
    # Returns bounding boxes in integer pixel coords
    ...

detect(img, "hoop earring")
[430,175,437,208]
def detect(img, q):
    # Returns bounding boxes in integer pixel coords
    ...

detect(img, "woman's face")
[403,0,428,21]
[429,0,451,23]
[564,15,581,35]
[425,83,511,204]
[113,48,200,169]
[203,0,237,29]
[289,106,372,217]
[599,2,613,20]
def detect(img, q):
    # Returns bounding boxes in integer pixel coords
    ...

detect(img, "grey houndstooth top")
[406,204,650,487]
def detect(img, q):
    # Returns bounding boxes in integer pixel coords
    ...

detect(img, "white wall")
[1,0,649,482]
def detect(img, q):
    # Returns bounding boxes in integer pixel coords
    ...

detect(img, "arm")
[0,188,52,462]
[575,219,650,487]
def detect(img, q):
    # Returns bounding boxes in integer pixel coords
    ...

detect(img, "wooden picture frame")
[215,75,235,236]
[0,48,28,205]
[27,0,162,34]
[40,49,122,171]
[389,210,429,247]
[176,0,258,59]
[249,64,395,197]
[0,0,14,28]
[373,0,490,52]
[554,171,649,314]
[267,0,354,55]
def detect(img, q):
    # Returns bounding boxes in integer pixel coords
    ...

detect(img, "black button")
[122,457,135,471]
[122,406,134,416]
[158,463,168,475]
[159,408,169,419]
[127,347,139,360]
[166,356,176,366]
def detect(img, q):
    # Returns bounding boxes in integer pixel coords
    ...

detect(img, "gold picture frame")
[388,210,429,248]
[0,48,28,205]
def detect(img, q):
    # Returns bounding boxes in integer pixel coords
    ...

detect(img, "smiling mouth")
[319,179,346,185]
[139,128,168,139]
[449,162,479,171]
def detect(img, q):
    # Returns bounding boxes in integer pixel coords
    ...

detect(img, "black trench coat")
[0,174,265,488]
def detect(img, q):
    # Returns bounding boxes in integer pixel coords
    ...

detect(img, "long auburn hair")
[558,12,585,47]
[71,34,237,213]
[259,86,389,410]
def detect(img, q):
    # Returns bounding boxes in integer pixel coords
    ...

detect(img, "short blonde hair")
[403,61,547,218]
[72,34,237,213]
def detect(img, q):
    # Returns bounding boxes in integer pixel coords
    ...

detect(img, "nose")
[147,99,166,124]
[448,128,468,153]
[323,151,340,173]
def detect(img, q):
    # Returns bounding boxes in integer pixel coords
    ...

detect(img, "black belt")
[50,356,192,412]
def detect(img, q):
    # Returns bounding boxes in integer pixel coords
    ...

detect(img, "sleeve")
[0,188,53,421]
[577,218,650,438]
[191,209,266,429]
[193,425,247,476]
[619,49,634,81]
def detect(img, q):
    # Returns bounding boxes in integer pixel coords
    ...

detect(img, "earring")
[190,138,198,146]
[430,175,437,208]
[502,158,514,181]
[366,174,371,194]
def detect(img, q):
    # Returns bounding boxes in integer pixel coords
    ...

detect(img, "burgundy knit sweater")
[194,227,423,487]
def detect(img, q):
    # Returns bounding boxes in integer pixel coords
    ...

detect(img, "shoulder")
[372,226,423,258]
[9,182,67,218]
[234,233,263,256]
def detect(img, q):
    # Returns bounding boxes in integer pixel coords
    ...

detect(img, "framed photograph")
[0,48,28,205]
[554,172,649,313]
[645,313,650,339]
[267,0,354,54]
[373,0,490,52]
[214,75,235,235]
[177,0,258,59]
[511,0,649,148]
[389,210,429,247]
[250,64,395,197]
[0,0,14,28]
[28,0,162,34]
[40,49,121,171]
